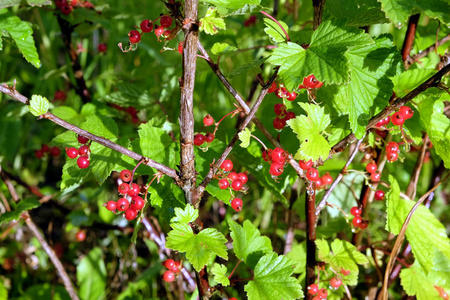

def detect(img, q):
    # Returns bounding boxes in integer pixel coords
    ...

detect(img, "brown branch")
[305,190,316,300]
[401,14,420,66]
[312,0,326,30]
[407,34,450,68]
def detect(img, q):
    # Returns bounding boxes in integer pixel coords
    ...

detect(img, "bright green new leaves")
[400,264,443,300]
[200,8,226,35]
[0,9,41,68]
[211,42,237,55]
[229,219,272,268]
[29,95,50,116]
[0,198,40,224]
[244,252,304,300]
[203,0,261,15]
[166,205,228,272]
[77,248,107,300]
[379,0,450,28]
[386,175,450,273]
[316,239,368,274]
[211,263,230,286]
[268,20,373,90]
[287,102,331,161]
[264,18,289,43]
[238,128,251,148]
[171,204,198,224]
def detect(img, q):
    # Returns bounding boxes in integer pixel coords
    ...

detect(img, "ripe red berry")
[78,145,90,156]
[77,135,89,144]
[55,0,67,8]
[299,159,313,170]
[303,74,323,89]
[341,269,351,276]
[273,117,286,130]
[376,116,390,127]
[131,196,145,210]
[228,172,239,181]
[54,90,66,101]
[97,43,107,53]
[66,147,79,159]
[177,41,183,54]
[268,81,277,93]
[366,162,377,173]
[164,29,171,37]
[77,156,90,169]
[70,0,78,7]
[231,198,243,212]
[321,172,333,186]
[386,141,399,153]
[352,216,363,227]
[140,19,153,33]
[317,288,328,299]
[50,146,61,157]
[285,111,296,120]
[120,169,132,182]
[220,160,233,172]
[163,270,175,282]
[155,26,165,37]
[104,200,117,211]
[160,16,173,28]
[276,87,288,98]
[116,198,130,211]
[262,148,272,162]
[330,277,342,289]
[127,183,140,197]
[194,134,205,146]
[306,168,319,182]
[203,114,214,126]
[128,30,141,44]
[76,230,86,242]
[371,172,381,182]
[164,259,175,270]
[391,112,405,126]
[218,178,229,189]
[274,103,286,115]
[374,189,385,201]
[205,133,215,143]
[41,144,50,153]
[286,91,297,101]
[118,183,130,195]
[271,148,286,163]
[387,151,399,162]
[307,283,319,295]
[124,208,138,221]
[229,298,238,300]
[350,206,362,216]
[238,172,248,184]
[269,162,284,176]
[359,220,369,229]
[35,149,44,159]
[376,129,388,138]
[60,4,73,15]
[231,179,243,191]
[399,106,414,119]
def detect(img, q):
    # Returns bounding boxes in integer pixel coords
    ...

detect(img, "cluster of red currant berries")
[268,82,297,101]
[365,161,381,182]
[35,144,61,159]
[54,0,93,15]
[273,103,296,130]
[308,270,349,299]
[194,115,216,146]
[244,15,257,27]
[375,105,414,138]
[103,170,146,221]
[298,159,333,188]
[350,206,368,229]
[299,74,324,89]
[162,259,182,283]
[385,141,400,163]
[262,147,288,177]
[128,15,174,45]
[65,135,91,169]
[217,159,247,212]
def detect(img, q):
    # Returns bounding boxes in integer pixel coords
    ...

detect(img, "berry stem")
[325,202,348,218]
[250,134,268,150]
[260,11,290,42]
[130,158,146,186]
[212,108,240,136]
[228,260,242,279]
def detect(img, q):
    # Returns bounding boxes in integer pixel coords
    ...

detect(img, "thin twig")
[407,35,450,67]
[401,14,420,67]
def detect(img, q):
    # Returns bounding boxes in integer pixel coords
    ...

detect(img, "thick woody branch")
[312,0,326,30]
[401,14,420,66]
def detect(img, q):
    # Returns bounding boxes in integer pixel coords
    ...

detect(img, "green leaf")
[0,198,40,224]
[316,239,368,274]
[199,7,226,35]
[228,56,267,79]
[29,95,49,116]
[286,242,306,274]
[264,18,289,43]
[244,252,304,300]
[171,204,198,224]
[100,82,154,109]
[287,102,331,161]
[325,0,389,27]
[81,114,118,140]
[229,219,272,268]
[76,247,106,300]
[211,263,230,286]
[0,11,41,68]
[52,106,80,125]
[166,223,228,271]
[378,0,450,28]
[428,250,450,290]
[138,122,176,167]
[211,42,237,55]
[392,68,436,97]
[238,128,251,148]
[203,0,261,15]
[0,0,52,8]
[400,264,442,300]
[22,284,70,300]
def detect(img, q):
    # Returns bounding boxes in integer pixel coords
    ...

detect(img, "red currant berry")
[229,298,238,300]
[124,208,138,221]
[269,162,284,176]
[164,259,177,270]
[376,129,388,138]
[359,220,369,229]
[131,196,145,210]
[268,81,277,93]
[203,114,214,126]
[173,261,181,271]
[350,206,362,216]
[276,87,288,98]
[50,146,61,157]
[155,26,165,37]
[163,270,175,282]
[35,150,44,159]
[127,183,140,197]
[164,29,171,37]
[374,189,385,201]
[366,162,377,173]
[307,283,319,295]
[104,200,117,211]
[273,117,286,130]
[352,216,363,227]
[77,156,90,169]
[285,111,296,120]
[391,112,405,126]
[238,172,248,184]
[218,178,229,189]
[330,277,342,289]
[370,172,381,182]
[118,183,130,195]
[306,168,319,182]
[55,0,67,8]
[97,43,107,53]
[376,116,390,127]
[303,74,323,89]
[399,106,414,119]
[60,4,73,15]
[231,179,243,191]
[315,177,324,190]
[220,159,233,172]
[321,172,333,186]
[262,148,272,162]
[231,198,243,212]
[116,198,130,211]
[271,147,286,163]
[387,151,399,162]
[386,141,399,153]
[76,230,86,242]
[286,91,297,101]
[54,90,67,101]
[78,145,90,156]
[299,159,313,170]
[128,30,141,44]
[66,147,79,159]
[120,169,132,182]
[70,0,77,7]
[317,288,328,299]
[194,134,205,146]
[228,172,239,181]
[77,135,89,144]
[178,41,183,54]
[160,16,173,28]
[341,269,351,276]
[204,132,215,143]
[140,19,153,33]
[41,144,50,153]
[274,103,286,115]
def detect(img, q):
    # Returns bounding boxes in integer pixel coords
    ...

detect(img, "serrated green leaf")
[228,56,267,79]
[428,250,450,290]
[52,106,81,125]
[264,18,289,43]
[203,0,261,15]
[229,219,272,269]
[287,103,331,161]
[392,68,436,97]
[171,204,198,224]
[166,223,228,271]
[0,198,40,224]
[138,122,176,167]
[238,127,251,148]
[286,242,306,274]
[316,239,368,274]
[211,263,230,286]
[400,264,442,300]
[81,114,118,139]
[29,95,49,116]
[199,7,226,35]
[1,0,52,8]
[244,252,304,300]
[386,175,450,273]
[76,248,106,300]
[100,82,154,109]
[211,42,237,55]
[326,0,389,27]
